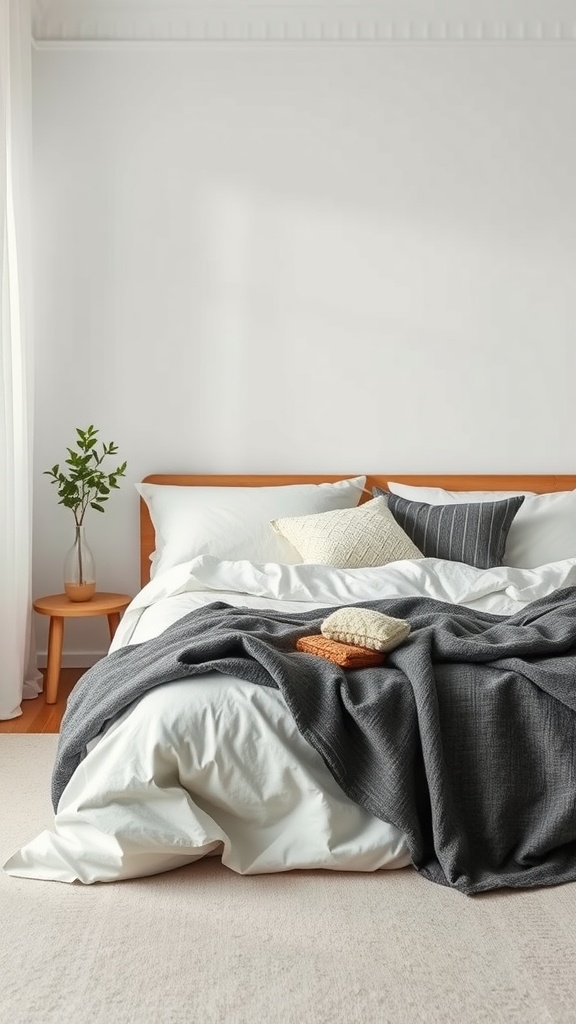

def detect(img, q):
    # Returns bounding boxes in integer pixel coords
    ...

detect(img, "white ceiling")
[32,0,576,45]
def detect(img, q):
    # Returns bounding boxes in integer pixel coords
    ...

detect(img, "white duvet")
[6,554,576,884]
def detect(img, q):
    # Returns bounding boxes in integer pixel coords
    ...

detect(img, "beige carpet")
[2,736,576,1024]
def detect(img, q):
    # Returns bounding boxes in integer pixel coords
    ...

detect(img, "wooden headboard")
[139,473,576,588]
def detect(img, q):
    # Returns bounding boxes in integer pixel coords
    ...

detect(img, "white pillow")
[386,482,576,568]
[503,491,576,568]
[271,496,423,569]
[387,482,535,504]
[137,476,366,577]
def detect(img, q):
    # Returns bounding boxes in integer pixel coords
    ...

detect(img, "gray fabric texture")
[373,488,524,568]
[53,590,576,894]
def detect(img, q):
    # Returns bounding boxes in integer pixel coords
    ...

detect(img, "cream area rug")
[2,736,576,1024]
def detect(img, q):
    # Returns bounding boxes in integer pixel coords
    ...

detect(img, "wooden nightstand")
[33,592,132,705]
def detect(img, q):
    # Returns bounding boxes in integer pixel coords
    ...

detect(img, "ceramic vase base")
[65,582,96,603]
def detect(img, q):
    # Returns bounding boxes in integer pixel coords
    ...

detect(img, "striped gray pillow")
[373,489,525,569]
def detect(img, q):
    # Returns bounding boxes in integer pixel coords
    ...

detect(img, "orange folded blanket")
[296,634,386,668]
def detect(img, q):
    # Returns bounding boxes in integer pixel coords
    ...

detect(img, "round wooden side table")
[33,592,132,705]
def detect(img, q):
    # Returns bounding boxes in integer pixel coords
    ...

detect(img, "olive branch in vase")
[44,425,127,586]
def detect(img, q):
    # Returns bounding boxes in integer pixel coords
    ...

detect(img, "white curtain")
[0,0,42,719]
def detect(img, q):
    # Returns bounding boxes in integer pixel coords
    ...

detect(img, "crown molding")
[32,2,576,46]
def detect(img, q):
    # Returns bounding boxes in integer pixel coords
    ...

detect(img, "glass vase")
[64,525,96,602]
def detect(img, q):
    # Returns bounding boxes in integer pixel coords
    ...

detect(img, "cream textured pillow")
[270,496,423,569]
[321,607,411,652]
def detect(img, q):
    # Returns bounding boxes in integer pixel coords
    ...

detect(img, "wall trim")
[32,2,576,46]
[38,651,103,669]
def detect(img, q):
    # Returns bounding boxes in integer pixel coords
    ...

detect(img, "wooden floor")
[0,669,84,733]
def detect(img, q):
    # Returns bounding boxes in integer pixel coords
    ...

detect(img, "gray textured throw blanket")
[53,589,576,894]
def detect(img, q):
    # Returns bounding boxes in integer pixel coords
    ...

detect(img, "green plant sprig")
[44,425,127,527]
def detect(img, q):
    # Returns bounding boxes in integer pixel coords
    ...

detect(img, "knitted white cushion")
[321,607,411,652]
[270,497,423,569]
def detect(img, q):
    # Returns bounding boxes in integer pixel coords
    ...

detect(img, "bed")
[5,472,576,894]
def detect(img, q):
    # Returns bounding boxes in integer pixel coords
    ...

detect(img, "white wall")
[32,42,576,661]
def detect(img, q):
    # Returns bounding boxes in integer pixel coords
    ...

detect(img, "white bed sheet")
[6,554,576,885]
